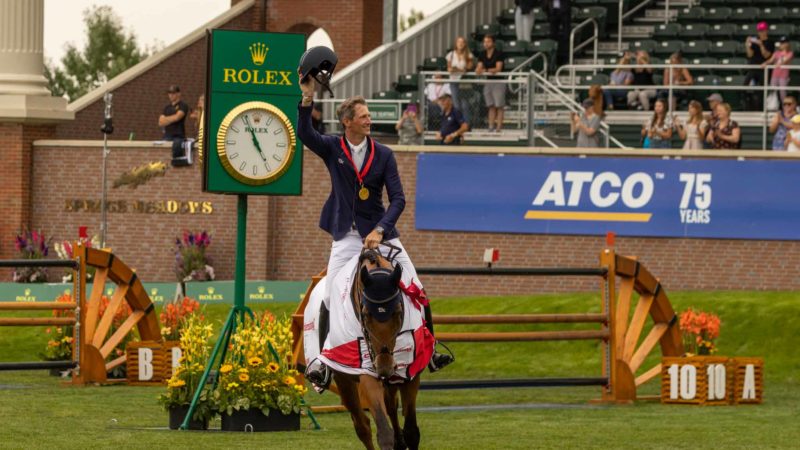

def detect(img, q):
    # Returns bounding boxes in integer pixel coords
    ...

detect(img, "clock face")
[216,101,296,185]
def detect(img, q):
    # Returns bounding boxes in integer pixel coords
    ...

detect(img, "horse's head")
[359,252,404,380]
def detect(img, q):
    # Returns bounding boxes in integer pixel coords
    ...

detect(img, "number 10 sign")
[661,356,763,405]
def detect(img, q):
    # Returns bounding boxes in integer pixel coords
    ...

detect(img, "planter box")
[168,405,209,430]
[221,408,300,432]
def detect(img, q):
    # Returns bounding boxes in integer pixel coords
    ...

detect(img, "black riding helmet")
[299,46,338,96]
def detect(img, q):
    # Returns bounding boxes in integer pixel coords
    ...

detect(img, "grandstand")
[325,0,800,150]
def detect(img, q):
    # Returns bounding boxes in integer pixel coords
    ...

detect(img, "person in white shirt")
[784,114,800,152]
[445,36,474,125]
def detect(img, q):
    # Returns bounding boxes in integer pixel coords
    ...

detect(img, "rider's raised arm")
[297,102,335,159]
[378,151,406,232]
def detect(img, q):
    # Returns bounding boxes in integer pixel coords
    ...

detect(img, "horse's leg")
[360,374,394,450]
[399,376,422,450]
[335,372,375,450]
[384,383,406,450]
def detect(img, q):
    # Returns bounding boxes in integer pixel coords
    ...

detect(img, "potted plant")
[679,308,722,356]
[213,311,305,432]
[160,296,203,343]
[97,294,133,378]
[53,226,101,283]
[175,231,215,283]
[12,229,51,283]
[159,315,214,430]
[41,294,75,376]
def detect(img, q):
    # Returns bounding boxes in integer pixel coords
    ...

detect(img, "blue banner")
[416,154,800,240]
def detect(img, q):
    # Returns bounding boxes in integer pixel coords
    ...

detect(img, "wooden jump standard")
[290,248,683,404]
[0,246,161,384]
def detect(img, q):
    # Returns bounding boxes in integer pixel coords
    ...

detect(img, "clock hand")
[243,115,268,162]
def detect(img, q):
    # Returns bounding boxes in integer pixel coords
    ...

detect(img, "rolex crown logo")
[151,288,158,296]
[24,289,31,296]
[258,286,265,294]
[249,43,268,66]
[208,287,215,294]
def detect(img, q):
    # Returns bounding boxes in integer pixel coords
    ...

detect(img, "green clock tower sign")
[183,30,312,430]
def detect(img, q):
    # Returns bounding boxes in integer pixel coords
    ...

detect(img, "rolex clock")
[216,101,296,185]
[204,29,304,195]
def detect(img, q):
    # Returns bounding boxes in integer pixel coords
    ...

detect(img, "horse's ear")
[391,263,402,285]
[360,265,372,287]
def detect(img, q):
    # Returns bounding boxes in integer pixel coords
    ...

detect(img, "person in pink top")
[764,36,794,102]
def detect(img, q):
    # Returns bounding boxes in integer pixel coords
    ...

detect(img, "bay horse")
[333,248,422,450]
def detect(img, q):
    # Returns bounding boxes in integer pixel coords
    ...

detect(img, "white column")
[0,0,72,121]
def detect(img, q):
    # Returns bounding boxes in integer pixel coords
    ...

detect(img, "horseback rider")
[297,64,453,391]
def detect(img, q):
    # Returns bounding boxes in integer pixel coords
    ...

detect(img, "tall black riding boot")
[425,304,454,372]
[305,304,332,391]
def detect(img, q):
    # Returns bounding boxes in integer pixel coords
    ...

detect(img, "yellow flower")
[169,379,186,388]
[248,356,263,367]
[267,362,279,373]
[220,364,233,374]
[226,382,239,390]
[239,373,250,382]
[283,376,296,386]
[238,367,249,374]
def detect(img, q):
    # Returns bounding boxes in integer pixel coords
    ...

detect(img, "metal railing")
[569,18,599,69]
[619,0,654,52]
[556,62,800,149]
[509,52,549,94]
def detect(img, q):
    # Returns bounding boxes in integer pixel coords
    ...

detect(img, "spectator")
[475,34,506,132]
[588,84,605,117]
[515,0,537,42]
[435,93,469,145]
[544,0,571,67]
[658,52,693,110]
[604,52,634,110]
[628,51,657,110]
[770,96,798,151]
[785,115,800,152]
[396,104,424,145]
[703,93,723,148]
[158,85,189,166]
[424,75,451,130]
[706,103,741,149]
[188,94,204,131]
[446,36,474,125]
[572,98,601,148]
[763,37,793,103]
[642,98,673,149]
[744,21,775,111]
[674,100,707,150]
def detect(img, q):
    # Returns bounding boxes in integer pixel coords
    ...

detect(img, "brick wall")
[26,143,800,297]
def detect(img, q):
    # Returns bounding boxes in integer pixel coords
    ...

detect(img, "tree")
[399,9,425,33]
[45,6,153,102]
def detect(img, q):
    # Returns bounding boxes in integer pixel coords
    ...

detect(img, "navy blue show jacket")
[297,103,405,241]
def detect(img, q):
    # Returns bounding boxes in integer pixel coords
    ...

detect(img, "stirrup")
[305,362,332,393]
[428,341,455,373]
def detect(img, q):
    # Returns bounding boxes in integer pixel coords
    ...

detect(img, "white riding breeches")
[325,229,422,307]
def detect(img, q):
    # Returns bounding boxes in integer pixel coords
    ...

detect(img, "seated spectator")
[763,37,793,103]
[703,93,723,147]
[769,95,797,151]
[435,93,468,145]
[657,52,693,110]
[785,115,800,152]
[641,98,673,149]
[424,74,451,130]
[673,100,707,150]
[396,104,423,145]
[706,103,741,149]
[588,84,605,117]
[446,36,474,125]
[475,34,506,132]
[744,21,774,111]
[572,98,601,148]
[604,52,634,110]
[628,51,656,111]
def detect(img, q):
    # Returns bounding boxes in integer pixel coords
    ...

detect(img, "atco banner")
[416,154,800,240]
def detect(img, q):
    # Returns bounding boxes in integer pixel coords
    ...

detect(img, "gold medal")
[359,186,369,200]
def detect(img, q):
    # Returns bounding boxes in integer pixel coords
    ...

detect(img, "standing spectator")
[435,93,469,145]
[544,0,571,67]
[515,0,537,42]
[588,84,605,117]
[475,35,506,132]
[641,98,673,148]
[604,53,634,110]
[706,103,741,149]
[158,85,189,166]
[744,21,775,111]
[770,96,798,151]
[657,52,693,110]
[628,51,657,110]
[446,36,474,125]
[785,115,800,152]
[763,37,793,103]
[396,104,424,145]
[424,75,451,130]
[188,94,204,131]
[572,98,601,148]
[673,100,707,150]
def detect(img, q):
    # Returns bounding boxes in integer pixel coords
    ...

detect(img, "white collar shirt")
[347,137,368,170]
